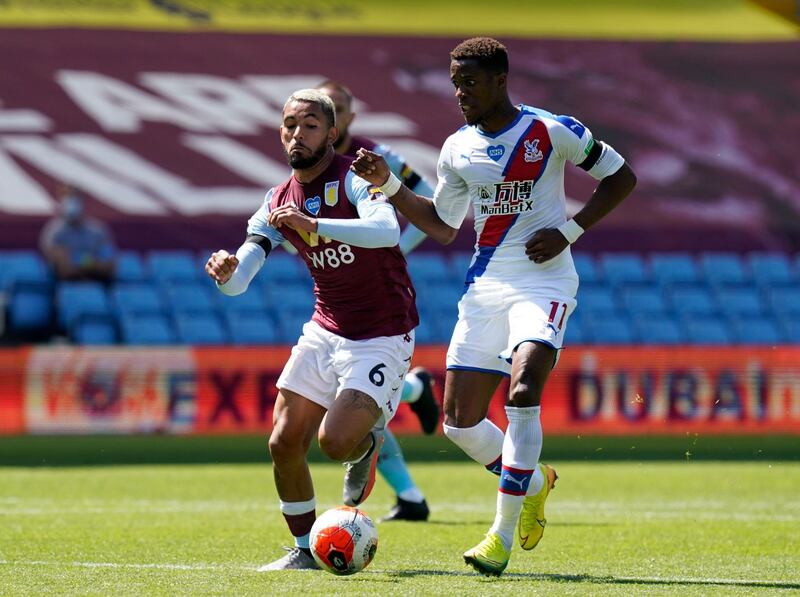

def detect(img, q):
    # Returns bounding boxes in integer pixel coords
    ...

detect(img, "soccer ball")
[309,506,378,575]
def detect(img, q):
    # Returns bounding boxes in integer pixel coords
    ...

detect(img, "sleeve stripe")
[578,139,603,171]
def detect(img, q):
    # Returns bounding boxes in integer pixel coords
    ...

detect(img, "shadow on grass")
[384,569,800,590]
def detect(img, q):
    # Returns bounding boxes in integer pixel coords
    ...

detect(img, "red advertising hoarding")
[8,345,800,435]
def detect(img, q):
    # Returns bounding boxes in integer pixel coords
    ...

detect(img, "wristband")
[379,172,402,197]
[557,219,584,244]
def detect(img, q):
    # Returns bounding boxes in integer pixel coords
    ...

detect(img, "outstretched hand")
[206,250,239,285]
[525,228,569,264]
[350,148,391,186]
[268,203,317,233]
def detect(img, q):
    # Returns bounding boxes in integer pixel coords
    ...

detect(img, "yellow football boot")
[517,463,558,550]
[463,533,510,576]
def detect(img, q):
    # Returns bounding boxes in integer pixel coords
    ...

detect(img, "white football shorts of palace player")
[435,105,626,376]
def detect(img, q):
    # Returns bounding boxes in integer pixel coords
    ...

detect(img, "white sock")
[489,406,542,551]
[527,463,545,496]
[443,418,504,466]
[403,372,424,403]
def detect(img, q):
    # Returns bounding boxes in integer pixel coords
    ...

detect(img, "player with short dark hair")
[317,80,439,523]
[206,88,419,571]
[352,37,637,575]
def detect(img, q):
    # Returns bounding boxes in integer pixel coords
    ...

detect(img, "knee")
[318,432,351,462]
[268,427,304,462]
[508,379,541,407]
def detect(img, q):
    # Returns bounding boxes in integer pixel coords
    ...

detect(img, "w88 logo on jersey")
[307,244,355,269]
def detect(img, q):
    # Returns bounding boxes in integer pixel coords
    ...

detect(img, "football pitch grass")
[1,457,798,596]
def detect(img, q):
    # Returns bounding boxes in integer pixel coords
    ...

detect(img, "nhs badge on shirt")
[324,181,339,207]
[304,195,321,215]
[487,145,505,162]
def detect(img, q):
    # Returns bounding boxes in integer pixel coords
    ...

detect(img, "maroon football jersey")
[269,154,418,340]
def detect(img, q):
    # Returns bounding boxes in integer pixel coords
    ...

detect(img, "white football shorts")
[446,278,577,377]
[277,320,415,427]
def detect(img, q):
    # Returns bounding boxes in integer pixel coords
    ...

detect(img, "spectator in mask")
[39,186,116,282]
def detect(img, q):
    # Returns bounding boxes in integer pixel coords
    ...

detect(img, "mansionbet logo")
[0,72,427,216]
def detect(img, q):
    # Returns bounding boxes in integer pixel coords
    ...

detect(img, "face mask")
[62,195,83,221]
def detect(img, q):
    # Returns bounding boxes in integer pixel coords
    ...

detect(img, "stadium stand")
[4,249,800,346]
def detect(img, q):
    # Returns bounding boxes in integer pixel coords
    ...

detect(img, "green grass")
[1,460,798,595]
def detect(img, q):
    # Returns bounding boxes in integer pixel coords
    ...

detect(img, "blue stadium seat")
[116,251,148,283]
[683,318,732,345]
[166,282,217,316]
[576,285,617,316]
[406,253,450,285]
[650,253,699,286]
[564,318,584,344]
[633,314,683,345]
[622,287,668,316]
[418,283,464,312]
[599,253,649,286]
[730,317,782,345]
[112,284,167,317]
[0,250,52,291]
[72,317,117,345]
[448,252,474,282]
[669,286,717,316]
[260,252,307,284]
[584,316,635,344]
[779,317,800,343]
[747,252,793,287]
[277,313,311,342]
[768,287,800,319]
[7,286,52,332]
[268,284,315,316]
[225,312,279,345]
[120,314,176,345]
[175,313,228,345]
[148,250,200,284]
[414,320,441,344]
[699,253,747,286]
[218,287,269,314]
[56,282,112,330]
[572,252,600,284]
[716,287,764,318]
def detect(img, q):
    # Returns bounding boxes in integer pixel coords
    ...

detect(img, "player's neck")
[477,101,519,134]
[293,147,336,183]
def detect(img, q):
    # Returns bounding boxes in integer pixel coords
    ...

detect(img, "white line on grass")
[0,560,797,588]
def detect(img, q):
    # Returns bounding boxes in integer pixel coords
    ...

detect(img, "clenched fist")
[205,250,239,285]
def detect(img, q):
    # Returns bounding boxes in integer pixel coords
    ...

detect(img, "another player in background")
[206,89,419,571]
[318,80,438,523]
[352,38,636,575]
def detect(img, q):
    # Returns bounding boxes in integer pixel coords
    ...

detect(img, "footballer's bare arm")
[350,149,458,245]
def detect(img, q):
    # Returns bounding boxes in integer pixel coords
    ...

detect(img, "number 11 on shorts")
[548,301,567,330]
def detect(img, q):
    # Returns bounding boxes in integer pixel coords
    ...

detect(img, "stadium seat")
[405,253,450,285]
[0,250,52,291]
[622,287,669,316]
[418,283,464,313]
[116,251,149,283]
[268,284,315,316]
[572,252,600,284]
[747,252,793,287]
[120,314,176,345]
[584,316,635,344]
[166,282,217,316]
[148,250,201,284]
[414,320,440,344]
[682,318,732,345]
[633,314,683,345]
[650,253,699,286]
[112,284,167,317]
[56,282,112,330]
[669,286,717,316]
[729,317,782,345]
[599,253,649,286]
[448,252,474,282]
[7,285,52,332]
[779,317,800,343]
[175,313,228,345]
[715,287,764,318]
[225,312,279,345]
[260,253,306,284]
[576,285,617,316]
[564,318,584,344]
[699,253,747,286]
[277,312,311,342]
[72,317,117,345]
[768,287,800,319]
[218,286,269,314]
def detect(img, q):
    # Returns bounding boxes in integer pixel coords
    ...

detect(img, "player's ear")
[327,125,339,145]
[496,71,508,91]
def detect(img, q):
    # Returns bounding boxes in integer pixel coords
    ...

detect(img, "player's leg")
[377,427,430,522]
[260,389,326,571]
